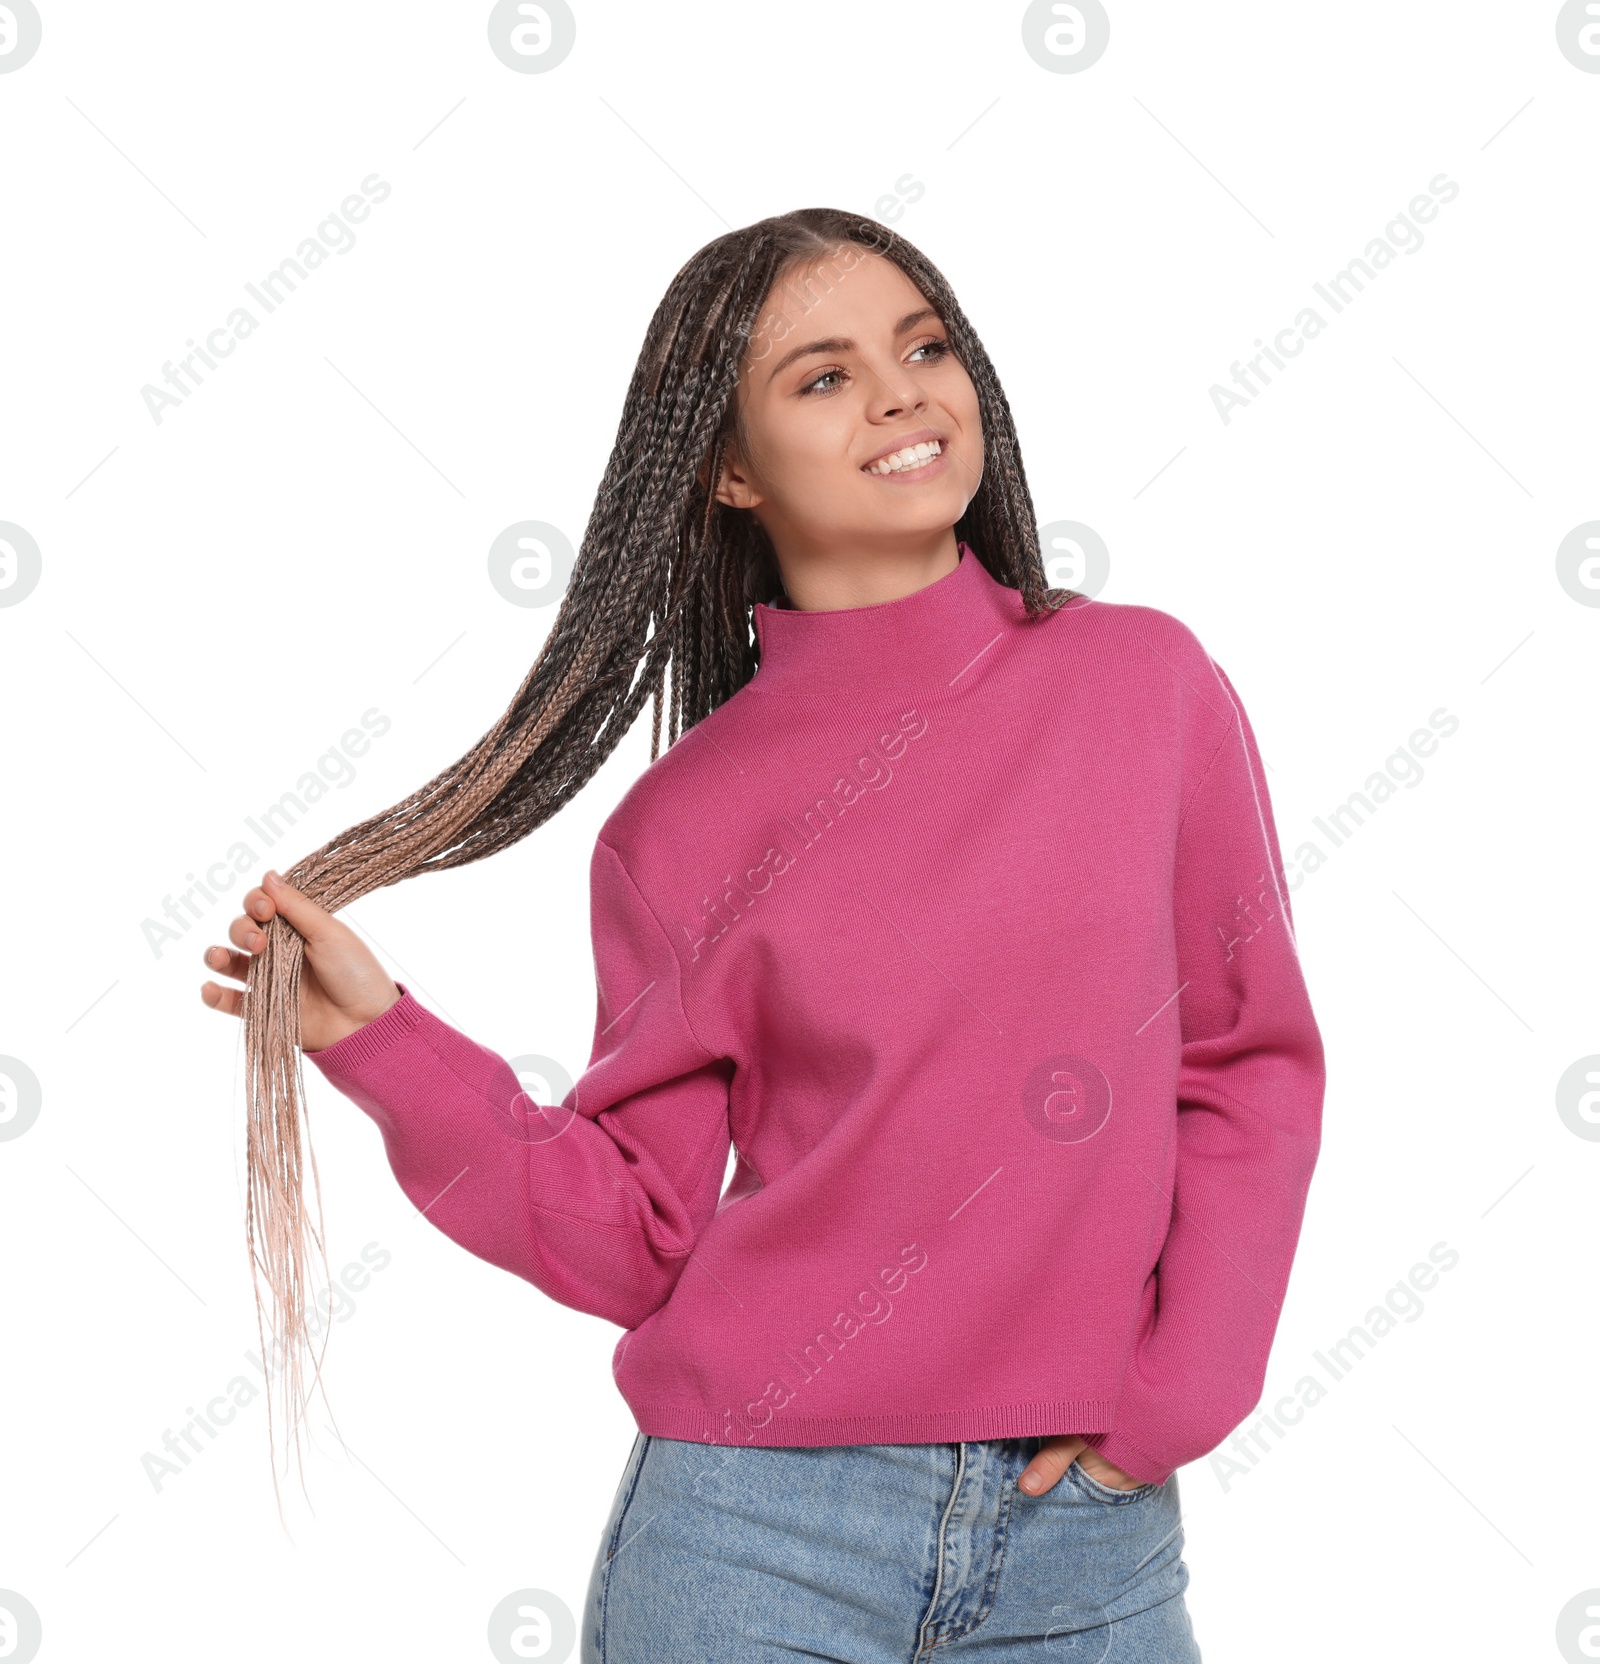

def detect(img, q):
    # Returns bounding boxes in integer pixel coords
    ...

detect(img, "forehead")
[744,250,933,376]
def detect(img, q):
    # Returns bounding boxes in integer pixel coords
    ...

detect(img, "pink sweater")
[306,543,1325,1486]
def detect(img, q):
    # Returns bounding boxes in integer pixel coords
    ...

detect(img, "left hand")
[1017,1435,1144,1495]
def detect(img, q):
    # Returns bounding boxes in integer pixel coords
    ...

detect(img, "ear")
[709,439,763,512]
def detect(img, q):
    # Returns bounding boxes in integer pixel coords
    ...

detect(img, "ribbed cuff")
[1081,1428,1173,1488]
[303,982,425,1075]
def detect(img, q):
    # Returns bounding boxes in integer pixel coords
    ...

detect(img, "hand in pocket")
[1074,1446,1145,1491]
[1018,1435,1147,1495]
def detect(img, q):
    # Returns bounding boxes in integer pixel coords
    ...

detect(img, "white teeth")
[865,439,941,475]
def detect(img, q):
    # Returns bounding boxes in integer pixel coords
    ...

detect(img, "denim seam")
[915,1443,966,1659]
[597,1434,652,1663]
[941,1451,1019,1647]
[916,1445,1019,1653]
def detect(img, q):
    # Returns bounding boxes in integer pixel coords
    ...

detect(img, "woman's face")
[713,249,984,561]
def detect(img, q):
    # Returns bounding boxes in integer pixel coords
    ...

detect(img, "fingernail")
[1019,1472,1040,1493]
[265,870,282,886]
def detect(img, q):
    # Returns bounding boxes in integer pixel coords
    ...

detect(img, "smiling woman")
[703,245,988,611]
[208,206,1321,1660]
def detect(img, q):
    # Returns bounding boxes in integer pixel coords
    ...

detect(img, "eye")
[800,366,846,397]
[798,337,953,398]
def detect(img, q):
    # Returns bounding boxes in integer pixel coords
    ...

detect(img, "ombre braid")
[241,206,1078,1508]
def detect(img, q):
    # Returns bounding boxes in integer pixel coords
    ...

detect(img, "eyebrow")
[764,307,943,383]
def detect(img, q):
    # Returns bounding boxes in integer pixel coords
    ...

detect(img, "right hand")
[199,869,402,1052]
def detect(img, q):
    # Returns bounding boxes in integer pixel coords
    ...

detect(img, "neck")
[770,535,963,614]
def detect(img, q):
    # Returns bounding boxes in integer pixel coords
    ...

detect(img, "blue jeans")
[582,1433,1201,1661]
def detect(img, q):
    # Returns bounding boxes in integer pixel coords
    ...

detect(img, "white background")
[1,3,1595,1660]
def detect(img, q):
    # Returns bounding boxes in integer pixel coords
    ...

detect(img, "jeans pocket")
[1069,1456,1160,1504]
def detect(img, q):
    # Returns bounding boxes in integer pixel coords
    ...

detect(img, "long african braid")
[240,206,1078,1510]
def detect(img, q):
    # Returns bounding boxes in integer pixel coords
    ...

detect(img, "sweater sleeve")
[1084,655,1325,1486]
[302,837,734,1331]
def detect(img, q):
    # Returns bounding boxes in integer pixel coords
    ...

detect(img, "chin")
[874,494,968,534]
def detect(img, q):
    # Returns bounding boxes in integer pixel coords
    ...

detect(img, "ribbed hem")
[630,1398,1118,1448]
[302,982,425,1075]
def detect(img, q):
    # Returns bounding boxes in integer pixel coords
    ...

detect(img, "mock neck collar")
[749,541,1022,700]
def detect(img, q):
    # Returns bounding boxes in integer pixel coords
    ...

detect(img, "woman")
[202,209,1324,1659]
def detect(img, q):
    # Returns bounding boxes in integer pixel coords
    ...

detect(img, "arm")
[1085,656,1325,1485]
[304,838,733,1330]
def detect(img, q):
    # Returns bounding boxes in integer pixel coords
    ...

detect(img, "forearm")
[306,982,731,1328]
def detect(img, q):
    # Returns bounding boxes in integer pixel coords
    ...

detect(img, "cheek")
[948,372,983,440]
[768,412,861,496]
[924,364,981,450]
[943,389,983,471]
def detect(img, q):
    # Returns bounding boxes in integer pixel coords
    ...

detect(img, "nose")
[859,346,929,422]
[870,375,927,422]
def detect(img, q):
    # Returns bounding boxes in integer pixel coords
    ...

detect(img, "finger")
[200,979,245,1017]
[242,885,277,923]
[1018,1436,1086,1496]
[1080,1450,1143,1491]
[203,944,254,984]
[260,870,335,943]
[228,911,270,953]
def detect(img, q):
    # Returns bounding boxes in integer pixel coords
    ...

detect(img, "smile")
[862,439,945,479]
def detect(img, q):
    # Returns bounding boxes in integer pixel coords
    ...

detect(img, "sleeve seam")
[1122,616,1237,837]
[1174,722,1233,841]
[597,837,719,1064]
[1124,612,1234,731]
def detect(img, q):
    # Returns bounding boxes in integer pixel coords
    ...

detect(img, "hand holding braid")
[202,871,399,1047]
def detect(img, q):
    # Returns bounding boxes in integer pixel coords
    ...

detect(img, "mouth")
[861,435,948,481]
